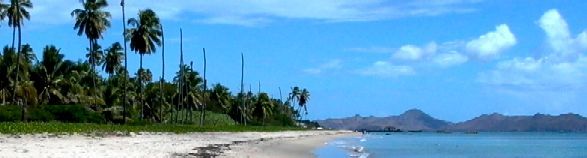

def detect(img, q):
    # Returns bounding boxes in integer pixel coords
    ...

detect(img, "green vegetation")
[0,0,313,132]
[0,122,302,134]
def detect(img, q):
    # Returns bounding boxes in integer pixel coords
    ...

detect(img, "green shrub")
[40,105,105,123]
[166,111,237,126]
[0,105,21,122]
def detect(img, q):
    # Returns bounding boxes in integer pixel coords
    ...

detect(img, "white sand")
[0,131,354,158]
[222,132,356,158]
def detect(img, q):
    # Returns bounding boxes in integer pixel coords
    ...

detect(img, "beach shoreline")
[0,130,356,158]
[221,131,358,158]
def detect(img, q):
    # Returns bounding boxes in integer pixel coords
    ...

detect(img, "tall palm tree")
[120,0,128,124]
[159,24,165,123]
[103,42,123,77]
[72,0,111,106]
[126,9,162,120]
[8,0,32,103]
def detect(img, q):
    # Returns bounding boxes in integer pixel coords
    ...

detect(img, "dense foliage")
[0,0,311,128]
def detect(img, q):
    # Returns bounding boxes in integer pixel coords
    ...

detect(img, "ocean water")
[315,132,587,158]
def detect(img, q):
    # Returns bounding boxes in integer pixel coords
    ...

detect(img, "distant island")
[316,109,587,132]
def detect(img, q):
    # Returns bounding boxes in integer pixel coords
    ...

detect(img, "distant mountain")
[317,109,587,132]
[446,113,587,132]
[316,109,452,131]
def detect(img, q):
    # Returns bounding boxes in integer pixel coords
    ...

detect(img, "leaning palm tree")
[72,0,111,106]
[103,42,124,77]
[7,0,32,102]
[126,9,162,120]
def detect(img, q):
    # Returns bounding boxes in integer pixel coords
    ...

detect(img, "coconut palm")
[126,9,162,70]
[253,93,274,125]
[126,9,162,120]
[71,0,111,50]
[0,46,16,105]
[7,0,32,102]
[72,0,111,106]
[0,1,8,24]
[298,88,310,119]
[103,42,123,77]
[33,45,65,105]
[210,84,231,113]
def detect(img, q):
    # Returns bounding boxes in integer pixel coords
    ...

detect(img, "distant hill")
[446,113,587,132]
[316,109,452,131]
[317,109,587,132]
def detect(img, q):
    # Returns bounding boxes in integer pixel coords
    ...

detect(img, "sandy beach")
[0,130,355,158]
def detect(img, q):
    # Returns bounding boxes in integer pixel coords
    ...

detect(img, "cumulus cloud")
[466,24,517,59]
[393,43,437,60]
[538,9,587,59]
[303,59,343,74]
[433,52,469,67]
[479,9,587,90]
[357,61,415,77]
[31,0,482,26]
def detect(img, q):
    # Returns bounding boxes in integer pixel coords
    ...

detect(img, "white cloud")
[30,0,482,26]
[357,61,414,77]
[303,59,343,74]
[393,42,437,60]
[479,9,587,90]
[538,9,587,59]
[433,51,469,67]
[466,24,517,59]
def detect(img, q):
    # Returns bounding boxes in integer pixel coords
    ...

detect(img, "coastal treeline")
[0,0,311,127]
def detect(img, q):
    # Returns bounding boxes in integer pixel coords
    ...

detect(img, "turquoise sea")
[316,132,587,158]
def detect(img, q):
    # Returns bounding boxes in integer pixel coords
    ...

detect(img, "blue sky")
[1,0,587,122]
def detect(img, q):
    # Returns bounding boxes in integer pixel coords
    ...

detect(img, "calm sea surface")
[316,132,587,158]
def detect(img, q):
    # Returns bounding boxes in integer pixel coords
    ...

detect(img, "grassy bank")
[0,122,303,134]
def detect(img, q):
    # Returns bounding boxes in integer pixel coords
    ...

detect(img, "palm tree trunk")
[91,39,97,108]
[160,25,165,123]
[140,54,144,120]
[121,0,128,124]
[17,25,24,121]
[11,26,15,51]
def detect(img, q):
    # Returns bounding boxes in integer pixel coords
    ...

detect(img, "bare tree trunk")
[177,28,184,124]
[240,53,245,125]
[200,48,207,126]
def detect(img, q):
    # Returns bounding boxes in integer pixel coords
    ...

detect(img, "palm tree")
[210,84,231,113]
[0,46,16,105]
[253,93,274,125]
[0,1,8,25]
[72,0,111,106]
[120,0,128,124]
[34,45,65,105]
[298,88,310,119]
[103,42,123,77]
[86,42,104,98]
[8,0,32,103]
[126,9,162,120]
